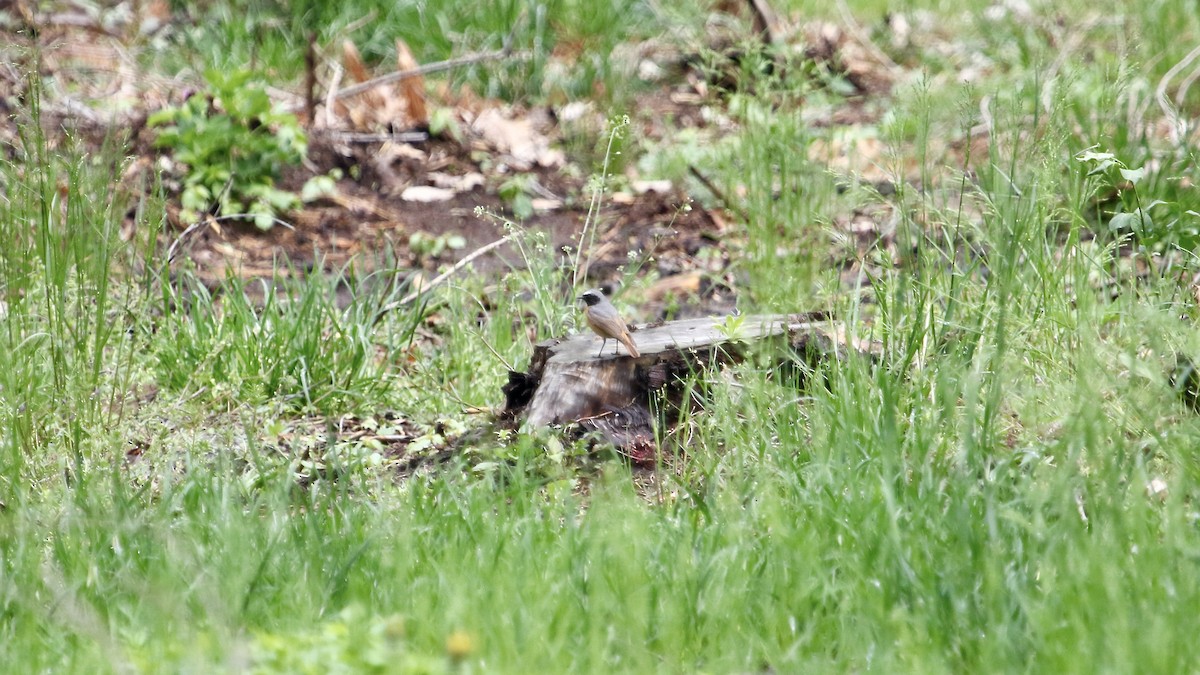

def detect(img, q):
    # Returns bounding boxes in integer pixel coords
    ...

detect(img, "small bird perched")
[578,288,640,358]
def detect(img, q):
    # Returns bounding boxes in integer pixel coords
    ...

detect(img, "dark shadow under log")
[501,313,852,460]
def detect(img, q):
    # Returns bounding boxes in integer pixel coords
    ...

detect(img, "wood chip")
[401,186,456,202]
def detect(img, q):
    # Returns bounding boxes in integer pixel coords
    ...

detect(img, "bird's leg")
[596,338,607,358]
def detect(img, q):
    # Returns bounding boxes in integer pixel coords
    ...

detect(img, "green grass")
[151,0,688,106]
[4,1,1200,673]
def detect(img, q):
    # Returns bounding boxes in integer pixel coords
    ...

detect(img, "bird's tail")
[620,334,640,358]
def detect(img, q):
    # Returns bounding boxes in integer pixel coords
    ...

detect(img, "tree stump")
[501,313,844,460]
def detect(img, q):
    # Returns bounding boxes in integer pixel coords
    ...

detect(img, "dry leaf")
[338,40,411,132]
[395,38,428,127]
[342,40,373,85]
[470,108,564,170]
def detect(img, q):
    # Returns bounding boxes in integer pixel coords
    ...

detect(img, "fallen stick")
[688,164,749,222]
[320,130,429,144]
[747,0,784,48]
[374,232,518,321]
[331,47,532,103]
[304,13,530,111]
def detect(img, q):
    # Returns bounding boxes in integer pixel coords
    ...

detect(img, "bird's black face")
[579,290,605,307]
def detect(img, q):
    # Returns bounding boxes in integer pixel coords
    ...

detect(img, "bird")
[578,289,640,358]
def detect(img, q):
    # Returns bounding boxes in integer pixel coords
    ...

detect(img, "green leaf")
[511,193,534,221]
[301,175,337,202]
[428,107,462,141]
[152,68,306,232]
[1109,209,1153,233]
[147,109,179,127]
[221,199,245,216]
[152,129,180,148]
[181,184,211,212]
[253,209,275,231]
[235,89,272,119]
[1119,166,1145,184]
[1076,150,1116,164]
[245,184,296,210]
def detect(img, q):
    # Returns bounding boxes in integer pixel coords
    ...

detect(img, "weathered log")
[501,313,845,460]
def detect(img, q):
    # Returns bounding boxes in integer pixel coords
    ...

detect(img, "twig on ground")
[979,94,993,135]
[336,11,380,41]
[470,326,516,372]
[321,130,428,143]
[834,0,903,77]
[52,96,104,124]
[1156,43,1200,144]
[298,13,529,113]
[329,48,531,104]
[688,164,749,222]
[166,219,206,264]
[324,62,343,129]
[747,0,785,49]
[1176,60,1200,108]
[211,213,296,230]
[443,282,518,371]
[166,213,297,264]
[375,232,518,319]
[1037,16,1098,116]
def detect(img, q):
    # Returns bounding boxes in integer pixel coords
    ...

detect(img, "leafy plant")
[1076,148,1189,250]
[427,107,462,141]
[300,169,341,202]
[497,174,537,221]
[713,313,747,342]
[250,605,462,675]
[408,231,467,264]
[149,68,307,229]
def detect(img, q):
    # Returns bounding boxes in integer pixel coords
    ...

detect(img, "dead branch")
[328,47,530,104]
[834,0,902,76]
[688,164,749,222]
[1157,43,1200,144]
[316,10,529,109]
[747,0,784,48]
[320,130,429,144]
[374,232,518,320]
[324,62,343,128]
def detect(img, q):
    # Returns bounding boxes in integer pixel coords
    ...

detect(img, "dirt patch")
[2,0,923,316]
[163,129,725,298]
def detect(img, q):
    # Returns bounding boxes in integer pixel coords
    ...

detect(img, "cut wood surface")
[502,313,845,460]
